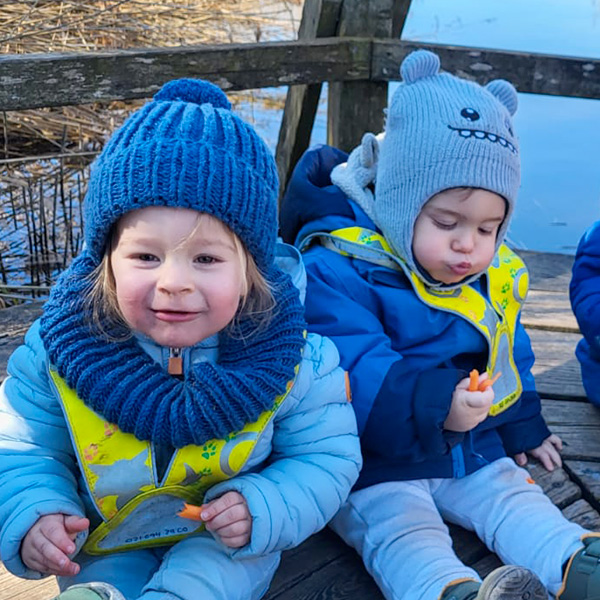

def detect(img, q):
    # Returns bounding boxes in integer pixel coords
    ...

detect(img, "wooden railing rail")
[1,39,599,112]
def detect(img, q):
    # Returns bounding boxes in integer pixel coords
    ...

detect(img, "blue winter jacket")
[0,242,361,579]
[570,220,600,406]
[280,144,551,490]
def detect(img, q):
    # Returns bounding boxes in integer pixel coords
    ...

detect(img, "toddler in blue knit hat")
[0,79,361,600]
[280,49,600,600]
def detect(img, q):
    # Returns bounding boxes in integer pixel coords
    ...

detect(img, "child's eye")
[195,255,216,264]
[137,253,158,262]
[433,219,456,231]
[478,228,494,236]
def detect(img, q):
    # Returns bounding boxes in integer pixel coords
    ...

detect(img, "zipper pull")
[168,347,183,376]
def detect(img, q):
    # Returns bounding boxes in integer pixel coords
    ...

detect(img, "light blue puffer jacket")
[0,242,361,578]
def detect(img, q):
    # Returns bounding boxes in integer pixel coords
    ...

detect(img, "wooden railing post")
[327,0,411,153]
[275,0,343,198]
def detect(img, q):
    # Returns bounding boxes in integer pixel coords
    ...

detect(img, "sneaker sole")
[478,565,548,600]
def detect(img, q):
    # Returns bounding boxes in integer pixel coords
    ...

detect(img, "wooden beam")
[1,38,599,112]
[372,40,600,99]
[327,0,399,153]
[0,38,370,111]
[391,0,413,38]
[275,0,343,198]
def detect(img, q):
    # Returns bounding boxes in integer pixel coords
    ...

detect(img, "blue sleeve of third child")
[570,221,600,405]
[570,221,600,346]
[303,249,463,461]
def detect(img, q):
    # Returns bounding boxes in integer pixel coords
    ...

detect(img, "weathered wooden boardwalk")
[1,248,599,599]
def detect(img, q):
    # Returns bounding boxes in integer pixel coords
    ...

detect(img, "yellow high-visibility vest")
[302,227,527,415]
[50,369,296,554]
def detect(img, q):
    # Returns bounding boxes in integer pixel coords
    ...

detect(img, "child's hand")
[514,434,563,472]
[444,374,494,432]
[202,491,252,548]
[21,513,89,576]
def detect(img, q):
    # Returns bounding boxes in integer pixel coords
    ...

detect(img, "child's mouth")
[450,263,472,276]
[152,309,198,322]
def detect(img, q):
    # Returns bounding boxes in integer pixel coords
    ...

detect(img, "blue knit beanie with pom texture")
[84,78,279,272]
[335,50,521,284]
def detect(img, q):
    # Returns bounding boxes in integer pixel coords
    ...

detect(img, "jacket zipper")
[168,347,183,376]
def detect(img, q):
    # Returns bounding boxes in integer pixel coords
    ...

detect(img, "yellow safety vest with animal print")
[301,227,527,416]
[49,369,295,555]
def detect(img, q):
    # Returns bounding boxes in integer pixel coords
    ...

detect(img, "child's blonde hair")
[85,213,275,341]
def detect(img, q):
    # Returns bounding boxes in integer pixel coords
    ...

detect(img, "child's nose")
[452,230,475,253]
[157,263,193,294]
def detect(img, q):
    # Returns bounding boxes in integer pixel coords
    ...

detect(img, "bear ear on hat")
[331,132,381,223]
[360,131,380,169]
[154,78,232,110]
[400,49,441,83]
[485,79,518,116]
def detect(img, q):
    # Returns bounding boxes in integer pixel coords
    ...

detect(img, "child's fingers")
[203,501,251,531]
[213,524,252,548]
[544,441,563,469]
[465,393,493,409]
[531,441,562,472]
[24,538,79,576]
[514,452,527,466]
[206,515,251,537]
[204,505,252,549]
[537,451,557,472]
[63,515,90,537]
[201,491,247,521]
[217,533,250,548]
[41,518,79,556]
[547,433,563,451]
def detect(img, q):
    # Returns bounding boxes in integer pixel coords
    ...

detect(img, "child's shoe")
[441,565,548,599]
[52,582,125,600]
[558,534,600,599]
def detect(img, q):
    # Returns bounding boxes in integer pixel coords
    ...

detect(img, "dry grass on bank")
[0,0,301,157]
[0,0,303,156]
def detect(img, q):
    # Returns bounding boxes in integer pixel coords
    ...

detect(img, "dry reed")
[0,0,301,156]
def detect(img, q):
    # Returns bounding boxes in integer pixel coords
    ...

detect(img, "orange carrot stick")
[478,371,502,391]
[468,369,479,392]
[178,502,205,521]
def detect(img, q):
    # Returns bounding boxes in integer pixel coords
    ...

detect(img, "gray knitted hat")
[332,49,521,279]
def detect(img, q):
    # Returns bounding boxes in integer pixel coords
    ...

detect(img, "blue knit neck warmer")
[39,252,306,448]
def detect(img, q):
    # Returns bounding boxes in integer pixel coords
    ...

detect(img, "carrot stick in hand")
[178,502,205,521]
[478,371,501,391]
[468,369,479,392]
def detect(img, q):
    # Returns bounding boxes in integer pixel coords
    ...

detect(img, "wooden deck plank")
[529,329,585,400]
[565,460,600,502]
[521,289,578,333]
[518,250,574,293]
[0,563,58,599]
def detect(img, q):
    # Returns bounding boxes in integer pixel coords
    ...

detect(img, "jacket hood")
[280,144,379,247]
